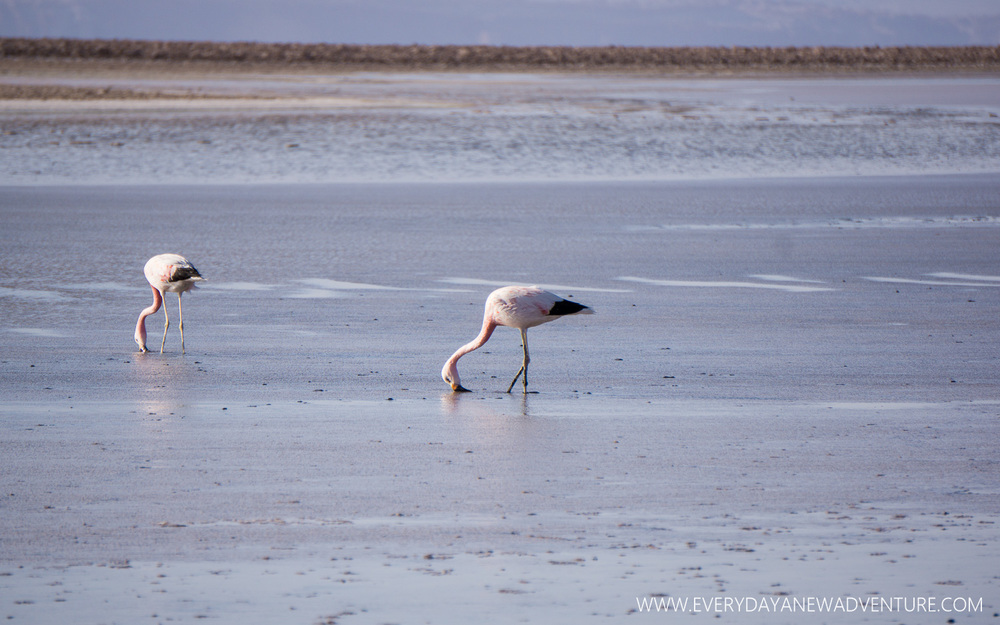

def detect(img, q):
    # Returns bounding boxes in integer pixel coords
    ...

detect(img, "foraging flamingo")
[134,253,204,353]
[442,285,593,393]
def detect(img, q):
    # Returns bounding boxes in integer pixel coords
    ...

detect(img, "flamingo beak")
[452,383,471,393]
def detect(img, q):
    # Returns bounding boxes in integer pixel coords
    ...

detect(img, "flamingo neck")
[447,312,497,367]
[135,287,163,341]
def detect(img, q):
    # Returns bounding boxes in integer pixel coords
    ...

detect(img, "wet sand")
[2,177,999,623]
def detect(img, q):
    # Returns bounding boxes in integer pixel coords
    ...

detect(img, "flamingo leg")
[506,368,522,393]
[177,293,186,354]
[506,329,530,393]
[160,291,170,353]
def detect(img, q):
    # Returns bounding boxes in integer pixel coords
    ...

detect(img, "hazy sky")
[2,0,999,47]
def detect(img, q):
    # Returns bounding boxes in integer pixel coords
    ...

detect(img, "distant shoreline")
[3,37,1000,74]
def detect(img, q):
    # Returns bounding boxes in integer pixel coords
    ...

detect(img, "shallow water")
[2,73,1000,623]
[2,177,999,405]
[2,74,999,183]
[3,176,999,621]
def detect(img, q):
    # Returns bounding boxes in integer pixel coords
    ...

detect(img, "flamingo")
[134,253,204,353]
[442,285,593,393]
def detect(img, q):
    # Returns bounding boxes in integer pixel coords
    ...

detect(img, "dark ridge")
[2,37,999,72]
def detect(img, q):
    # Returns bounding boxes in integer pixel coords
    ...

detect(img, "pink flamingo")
[134,253,204,353]
[442,285,593,393]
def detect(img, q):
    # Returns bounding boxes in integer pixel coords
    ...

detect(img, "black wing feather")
[170,264,202,282]
[548,299,589,316]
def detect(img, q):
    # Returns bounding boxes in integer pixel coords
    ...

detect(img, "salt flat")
[2,71,999,183]
[1,69,999,623]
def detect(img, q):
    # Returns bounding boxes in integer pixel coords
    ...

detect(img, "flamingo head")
[442,360,470,392]
[134,322,148,353]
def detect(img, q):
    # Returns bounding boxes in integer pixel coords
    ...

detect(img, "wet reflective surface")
[1,72,999,623]
[2,73,999,183]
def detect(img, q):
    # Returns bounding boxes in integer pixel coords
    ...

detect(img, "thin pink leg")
[177,294,186,354]
[160,291,170,353]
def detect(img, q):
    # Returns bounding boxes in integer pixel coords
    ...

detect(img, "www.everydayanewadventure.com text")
[635,595,984,615]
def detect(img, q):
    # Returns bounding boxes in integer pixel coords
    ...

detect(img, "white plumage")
[134,253,204,353]
[442,285,593,393]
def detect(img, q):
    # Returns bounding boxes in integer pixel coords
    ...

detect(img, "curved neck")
[135,287,163,338]
[447,311,497,367]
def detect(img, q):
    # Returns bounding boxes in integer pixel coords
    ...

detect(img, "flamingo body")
[442,285,592,393]
[135,253,204,353]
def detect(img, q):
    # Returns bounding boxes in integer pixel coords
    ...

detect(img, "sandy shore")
[1,37,999,104]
